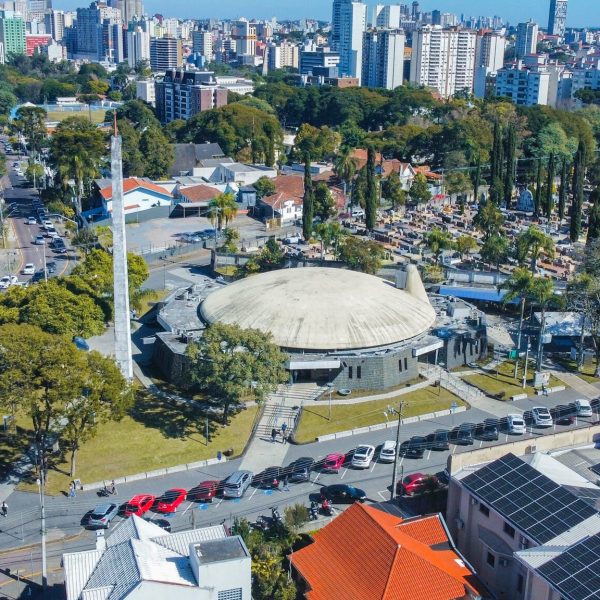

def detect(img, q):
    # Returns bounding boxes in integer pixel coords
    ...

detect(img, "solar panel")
[538,533,600,600]
[462,454,598,544]
[590,463,600,477]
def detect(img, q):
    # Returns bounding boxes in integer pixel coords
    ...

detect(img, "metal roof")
[438,285,513,304]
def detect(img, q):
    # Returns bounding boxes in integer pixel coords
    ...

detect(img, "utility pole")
[390,400,408,502]
[36,454,47,590]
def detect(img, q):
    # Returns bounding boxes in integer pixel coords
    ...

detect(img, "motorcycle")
[252,515,270,531]
[309,501,319,521]
[271,506,283,524]
[320,499,333,516]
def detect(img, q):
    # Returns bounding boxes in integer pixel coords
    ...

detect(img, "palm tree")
[333,148,358,207]
[425,227,454,264]
[208,192,238,231]
[314,221,345,260]
[516,225,555,274]
[529,276,561,373]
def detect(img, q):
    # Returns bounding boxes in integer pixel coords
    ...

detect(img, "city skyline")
[52,0,600,27]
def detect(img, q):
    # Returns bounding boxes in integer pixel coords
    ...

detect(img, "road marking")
[426,450,432,460]
[452,445,457,455]
[370,462,376,473]
[312,473,320,486]
[215,499,223,508]
[248,487,258,501]
[340,468,348,480]
[377,491,388,501]
[181,502,193,516]
[479,440,483,448]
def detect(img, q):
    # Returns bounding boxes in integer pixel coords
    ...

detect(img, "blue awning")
[438,285,518,304]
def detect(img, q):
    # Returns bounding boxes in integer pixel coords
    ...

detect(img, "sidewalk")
[551,371,600,399]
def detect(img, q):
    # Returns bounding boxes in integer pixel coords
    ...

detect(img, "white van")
[575,399,593,418]
[351,208,365,218]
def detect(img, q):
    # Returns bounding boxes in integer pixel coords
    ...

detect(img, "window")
[404,357,408,371]
[479,504,490,517]
[348,366,353,379]
[486,552,495,568]
[218,589,242,600]
[357,366,362,379]
[399,360,403,372]
[503,522,515,538]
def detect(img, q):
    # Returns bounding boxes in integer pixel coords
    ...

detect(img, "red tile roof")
[291,504,482,600]
[179,184,220,203]
[349,150,413,178]
[261,175,305,209]
[99,178,172,201]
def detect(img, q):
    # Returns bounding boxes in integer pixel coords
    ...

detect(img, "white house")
[257,174,304,224]
[95,177,173,217]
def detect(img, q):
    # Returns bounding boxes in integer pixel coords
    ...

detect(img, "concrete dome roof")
[200,268,436,351]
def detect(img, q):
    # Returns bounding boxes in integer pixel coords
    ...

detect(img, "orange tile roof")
[291,504,482,600]
[179,184,220,203]
[100,178,172,201]
[260,175,305,209]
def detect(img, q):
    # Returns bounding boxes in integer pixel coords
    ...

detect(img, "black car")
[320,484,366,503]
[46,261,57,274]
[552,405,575,425]
[426,429,450,451]
[400,436,427,458]
[254,466,282,488]
[145,518,171,532]
[287,457,314,482]
[451,423,475,445]
[476,420,499,441]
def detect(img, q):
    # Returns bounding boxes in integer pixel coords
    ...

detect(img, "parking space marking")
[215,499,223,508]
[370,462,376,473]
[181,502,193,516]
[377,491,388,501]
[312,473,320,486]
[479,440,483,448]
[248,487,258,501]
[426,450,432,461]
[340,468,348,480]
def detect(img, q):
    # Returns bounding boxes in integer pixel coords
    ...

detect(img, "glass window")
[504,522,515,538]
[399,360,403,372]
[479,504,490,517]
[486,552,495,567]
[357,366,362,379]
[348,366,353,379]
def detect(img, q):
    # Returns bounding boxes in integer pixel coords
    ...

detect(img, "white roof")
[200,267,436,351]
[522,452,600,490]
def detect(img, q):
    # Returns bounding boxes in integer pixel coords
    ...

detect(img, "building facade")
[474,30,506,97]
[496,61,550,106]
[338,0,367,83]
[192,30,213,59]
[150,36,182,71]
[516,21,538,59]
[0,10,25,63]
[126,25,149,68]
[548,0,568,38]
[362,29,405,89]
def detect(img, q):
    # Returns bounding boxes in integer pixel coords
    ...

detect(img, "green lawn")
[463,360,562,399]
[328,377,424,401]
[46,109,107,124]
[12,391,258,496]
[553,358,600,384]
[294,386,465,443]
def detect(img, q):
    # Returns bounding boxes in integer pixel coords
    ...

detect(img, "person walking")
[283,475,290,491]
[282,430,289,445]
[110,480,117,495]
[271,427,278,443]
[1,501,7,517]
[69,482,76,500]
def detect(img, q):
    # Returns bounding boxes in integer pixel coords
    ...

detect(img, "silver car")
[222,470,253,498]
[88,502,119,529]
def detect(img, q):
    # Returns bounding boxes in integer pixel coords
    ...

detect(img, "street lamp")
[35,473,47,591]
[326,382,334,421]
[389,400,408,502]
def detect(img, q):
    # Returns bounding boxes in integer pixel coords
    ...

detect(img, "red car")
[156,488,187,513]
[124,494,156,517]
[322,452,346,473]
[189,480,219,503]
[397,473,438,497]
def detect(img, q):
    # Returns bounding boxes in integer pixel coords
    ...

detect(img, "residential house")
[257,174,304,225]
[63,515,252,600]
[447,453,600,600]
[171,142,227,177]
[171,183,222,217]
[208,163,277,187]
[350,148,417,190]
[290,502,484,600]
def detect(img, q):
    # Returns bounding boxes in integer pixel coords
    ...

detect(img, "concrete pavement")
[552,371,600,399]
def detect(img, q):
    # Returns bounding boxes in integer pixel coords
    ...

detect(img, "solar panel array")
[462,454,597,544]
[538,533,600,600]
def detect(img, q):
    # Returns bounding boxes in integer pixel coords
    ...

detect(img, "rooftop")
[193,537,249,565]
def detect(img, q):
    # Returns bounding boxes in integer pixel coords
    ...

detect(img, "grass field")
[553,358,599,384]
[463,360,562,399]
[9,391,258,496]
[327,377,424,401]
[46,109,107,124]
[294,386,465,443]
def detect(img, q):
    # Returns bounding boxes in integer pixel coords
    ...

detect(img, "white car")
[351,445,375,469]
[27,216,36,225]
[22,263,35,275]
[0,275,17,289]
[532,407,553,428]
[575,399,593,418]
[507,414,526,435]
[379,440,397,463]
[42,220,53,229]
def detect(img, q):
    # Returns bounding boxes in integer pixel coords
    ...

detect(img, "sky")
[53,0,599,27]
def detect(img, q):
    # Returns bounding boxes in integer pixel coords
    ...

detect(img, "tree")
[333,147,358,203]
[516,226,555,273]
[382,170,406,209]
[503,122,517,207]
[425,227,454,264]
[314,221,345,259]
[588,190,600,245]
[534,159,543,217]
[489,120,503,193]
[253,176,276,199]
[117,118,145,177]
[313,181,336,222]
[302,154,314,240]
[409,172,431,206]
[445,170,471,202]
[294,123,341,161]
[256,237,285,271]
[455,235,477,260]
[365,146,378,230]
[208,192,238,231]
[472,153,481,202]
[558,159,569,221]
[544,153,555,218]
[474,201,504,241]
[220,228,240,254]
[187,323,287,423]
[12,105,47,153]
[338,236,385,274]
[139,126,174,179]
[571,139,586,242]
[480,233,509,271]
[0,89,17,117]
[134,59,152,78]
[24,161,44,186]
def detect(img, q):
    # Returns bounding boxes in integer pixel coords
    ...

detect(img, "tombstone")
[517,188,535,212]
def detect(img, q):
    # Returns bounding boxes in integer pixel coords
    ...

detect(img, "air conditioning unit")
[528,444,538,453]
[470,497,479,506]
[455,517,465,530]
[519,536,529,550]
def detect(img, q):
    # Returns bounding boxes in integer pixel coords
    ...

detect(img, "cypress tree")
[365,146,377,231]
[570,141,585,243]
[490,121,501,183]
[545,153,555,219]
[558,159,568,221]
[503,123,516,207]
[587,190,600,245]
[473,152,481,203]
[534,159,543,217]
[302,153,314,241]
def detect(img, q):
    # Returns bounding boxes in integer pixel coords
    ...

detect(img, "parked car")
[73,336,90,351]
[287,457,314,482]
[87,503,119,529]
[426,429,450,451]
[400,436,427,458]
[476,420,499,441]
[222,470,253,498]
[552,405,575,426]
[320,484,366,504]
[379,440,397,463]
[0,275,17,289]
[532,406,553,427]
[254,466,282,489]
[22,263,35,275]
[450,423,475,445]
[124,494,156,517]
[575,398,593,418]
[507,414,526,435]
[188,480,219,502]
[156,488,187,513]
[351,445,375,469]
[321,452,345,473]
[145,517,171,532]
[397,473,438,496]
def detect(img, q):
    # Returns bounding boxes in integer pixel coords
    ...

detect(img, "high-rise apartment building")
[374,4,401,29]
[338,0,367,83]
[267,41,299,70]
[474,30,506,97]
[44,9,65,41]
[149,36,182,71]
[120,0,143,23]
[192,30,213,59]
[410,26,477,98]
[495,61,550,106]
[126,25,149,68]
[516,21,538,59]
[0,10,26,63]
[331,0,345,50]
[155,69,228,124]
[362,29,405,89]
[233,19,256,57]
[548,0,567,38]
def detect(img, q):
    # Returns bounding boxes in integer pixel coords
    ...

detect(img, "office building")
[267,40,299,70]
[44,9,65,41]
[331,0,345,50]
[300,45,340,75]
[0,10,25,63]
[338,0,367,82]
[126,25,149,68]
[474,30,506,97]
[495,60,551,106]
[150,36,182,71]
[516,20,538,59]
[410,26,477,98]
[548,0,568,38]
[74,3,101,58]
[155,69,228,123]
[192,30,212,59]
[373,4,401,29]
[118,0,143,23]
[362,29,405,89]
[233,19,256,57]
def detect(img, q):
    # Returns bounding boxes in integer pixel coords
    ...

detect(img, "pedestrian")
[281,422,287,435]
[283,475,289,491]
[110,480,117,496]
[271,427,277,443]
[69,482,76,499]
[1,501,7,517]
[282,430,289,445]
